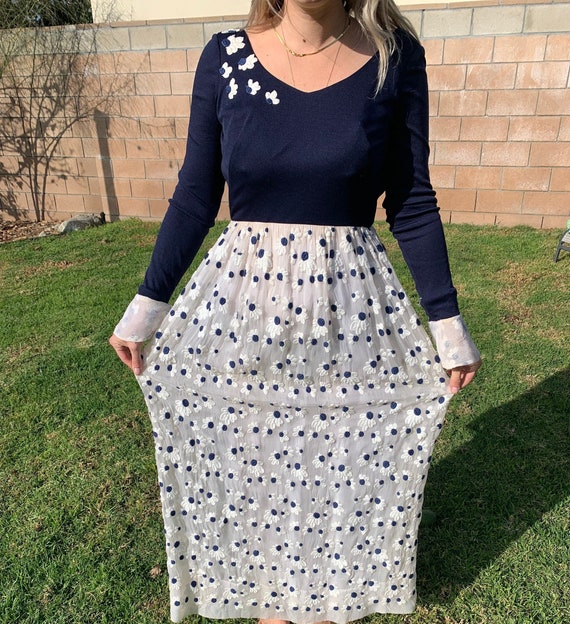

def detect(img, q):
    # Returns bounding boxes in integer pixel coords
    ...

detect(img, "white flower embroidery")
[194,373,207,387]
[389,504,406,521]
[209,322,223,337]
[221,502,238,518]
[269,360,284,376]
[238,53,258,71]
[186,281,201,300]
[262,508,279,526]
[158,407,172,422]
[150,383,169,399]
[205,452,222,472]
[385,423,401,441]
[304,384,317,398]
[222,34,245,55]
[254,249,271,272]
[246,304,260,320]
[357,473,370,486]
[181,496,198,513]
[398,325,411,339]
[265,90,280,105]
[331,303,346,320]
[290,462,309,481]
[368,296,382,314]
[400,447,416,463]
[158,347,176,364]
[195,299,213,320]
[363,359,379,376]
[246,78,261,95]
[371,547,389,565]
[164,362,177,377]
[311,412,330,433]
[219,406,238,425]
[226,77,238,99]
[292,331,305,346]
[220,62,232,78]
[349,312,369,335]
[405,407,424,426]
[265,316,284,338]
[240,381,253,396]
[306,510,324,528]
[358,410,377,430]
[311,316,328,338]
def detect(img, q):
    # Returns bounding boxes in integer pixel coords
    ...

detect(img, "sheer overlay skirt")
[137,221,451,623]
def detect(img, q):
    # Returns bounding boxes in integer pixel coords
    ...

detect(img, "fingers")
[447,360,482,394]
[109,334,144,375]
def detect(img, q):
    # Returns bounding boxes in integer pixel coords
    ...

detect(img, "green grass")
[1,220,568,624]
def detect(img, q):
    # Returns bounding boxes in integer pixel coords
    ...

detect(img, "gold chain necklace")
[273,16,351,57]
[280,24,345,89]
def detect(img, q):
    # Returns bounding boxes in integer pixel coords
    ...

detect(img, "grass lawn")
[0,220,568,624]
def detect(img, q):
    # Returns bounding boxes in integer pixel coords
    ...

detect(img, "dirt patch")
[0,220,62,244]
[14,258,80,281]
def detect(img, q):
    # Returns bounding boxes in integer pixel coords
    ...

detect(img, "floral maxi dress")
[129,30,463,624]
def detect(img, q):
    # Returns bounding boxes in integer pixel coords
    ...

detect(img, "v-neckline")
[242,30,378,96]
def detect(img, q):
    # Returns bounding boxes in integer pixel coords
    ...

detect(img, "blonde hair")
[246,0,418,92]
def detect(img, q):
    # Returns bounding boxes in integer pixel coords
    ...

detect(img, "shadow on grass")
[417,367,570,602]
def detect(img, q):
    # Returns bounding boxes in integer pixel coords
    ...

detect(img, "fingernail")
[450,386,459,394]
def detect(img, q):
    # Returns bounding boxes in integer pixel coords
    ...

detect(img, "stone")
[58,212,106,233]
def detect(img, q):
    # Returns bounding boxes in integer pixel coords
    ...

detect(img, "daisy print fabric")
[137,221,452,623]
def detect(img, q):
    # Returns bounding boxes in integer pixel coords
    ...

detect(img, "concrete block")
[204,21,247,42]
[166,23,204,49]
[472,6,525,35]
[404,11,422,37]
[422,9,472,38]
[130,25,167,51]
[95,27,131,52]
[525,4,570,33]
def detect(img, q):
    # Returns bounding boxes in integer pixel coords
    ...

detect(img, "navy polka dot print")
[138,222,451,623]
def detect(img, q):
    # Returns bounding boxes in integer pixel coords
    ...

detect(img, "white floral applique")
[222,34,245,55]
[219,62,232,78]
[226,77,238,100]
[246,79,261,95]
[265,90,280,105]
[238,54,258,71]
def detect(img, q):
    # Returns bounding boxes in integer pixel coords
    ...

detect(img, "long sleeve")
[137,36,225,303]
[383,34,459,322]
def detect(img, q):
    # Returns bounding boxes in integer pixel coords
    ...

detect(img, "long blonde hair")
[246,0,418,92]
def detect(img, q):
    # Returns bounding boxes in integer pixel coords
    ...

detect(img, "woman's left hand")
[447,360,482,394]
[109,333,144,375]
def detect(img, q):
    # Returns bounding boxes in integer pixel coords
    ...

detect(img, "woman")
[110,1,481,622]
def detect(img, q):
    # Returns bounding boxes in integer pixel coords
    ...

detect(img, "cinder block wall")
[412,2,570,228]
[0,1,568,228]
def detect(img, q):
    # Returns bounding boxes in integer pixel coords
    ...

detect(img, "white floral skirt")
[137,221,452,623]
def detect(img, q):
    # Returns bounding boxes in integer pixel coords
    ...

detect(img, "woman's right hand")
[447,359,482,394]
[109,334,144,375]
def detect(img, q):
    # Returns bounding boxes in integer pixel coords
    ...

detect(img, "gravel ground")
[0,220,63,244]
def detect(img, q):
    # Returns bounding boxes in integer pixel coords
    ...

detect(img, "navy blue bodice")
[138,30,459,321]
